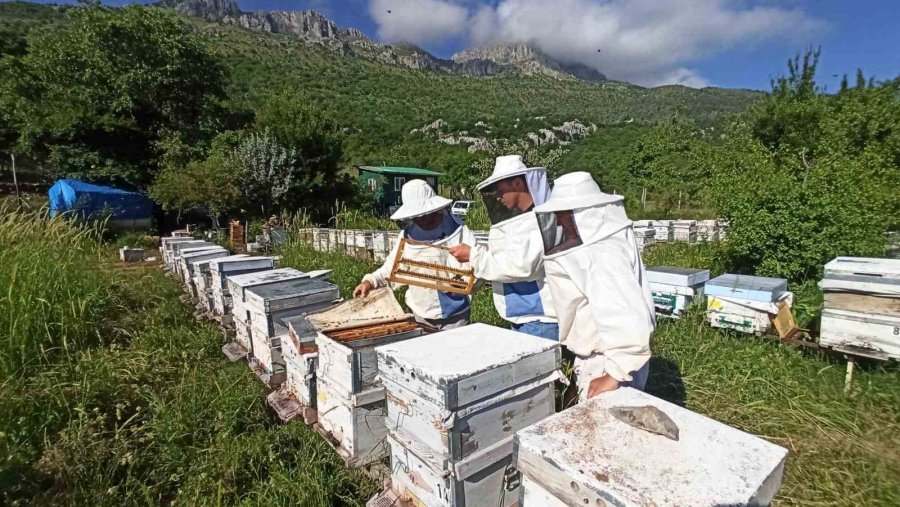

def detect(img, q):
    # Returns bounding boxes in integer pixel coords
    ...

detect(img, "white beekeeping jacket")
[538,199,655,382]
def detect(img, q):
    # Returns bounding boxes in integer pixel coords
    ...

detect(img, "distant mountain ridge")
[159,0,607,82]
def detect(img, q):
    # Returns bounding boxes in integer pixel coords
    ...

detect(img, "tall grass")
[0,208,378,505]
[0,208,119,378]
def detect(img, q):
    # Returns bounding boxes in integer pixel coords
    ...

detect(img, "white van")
[451,200,473,216]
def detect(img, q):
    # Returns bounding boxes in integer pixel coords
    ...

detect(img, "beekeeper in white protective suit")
[448,155,558,340]
[354,179,476,331]
[533,171,655,401]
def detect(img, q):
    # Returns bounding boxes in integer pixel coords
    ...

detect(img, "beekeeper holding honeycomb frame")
[534,171,656,401]
[354,179,476,331]
[448,155,559,340]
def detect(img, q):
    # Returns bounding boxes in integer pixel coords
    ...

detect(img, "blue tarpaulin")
[48,179,153,220]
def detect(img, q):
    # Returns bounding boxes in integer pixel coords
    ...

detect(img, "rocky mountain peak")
[453,42,605,81]
[159,0,240,21]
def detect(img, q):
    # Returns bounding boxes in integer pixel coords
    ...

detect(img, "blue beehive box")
[705,274,787,302]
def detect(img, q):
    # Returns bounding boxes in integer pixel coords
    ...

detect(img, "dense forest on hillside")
[0,2,759,191]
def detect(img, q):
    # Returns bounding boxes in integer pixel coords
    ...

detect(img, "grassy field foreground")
[1,212,898,505]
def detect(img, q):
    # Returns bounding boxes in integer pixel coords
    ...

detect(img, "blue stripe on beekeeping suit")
[437,291,470,318]
[502,281,544,318]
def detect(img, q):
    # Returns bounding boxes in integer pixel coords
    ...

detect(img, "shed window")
[394,177,406,191]
[369,178,377,191]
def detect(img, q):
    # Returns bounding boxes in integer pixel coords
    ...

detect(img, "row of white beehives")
[633,219,727,243]
[818,257,900,361]
[158,233,789,506]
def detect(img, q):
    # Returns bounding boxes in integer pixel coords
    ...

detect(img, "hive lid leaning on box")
[705,273,787,302]
[515,387,788,507]
[376,323,559,410]
[646,266,710,287]
[819,257,900,296]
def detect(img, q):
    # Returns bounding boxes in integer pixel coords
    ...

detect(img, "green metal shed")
[356,165,442,214]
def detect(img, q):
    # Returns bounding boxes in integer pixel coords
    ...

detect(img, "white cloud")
[468,0,826,87]
[640,68,711,89]
[369,0,470,46]
[368,0,827,87]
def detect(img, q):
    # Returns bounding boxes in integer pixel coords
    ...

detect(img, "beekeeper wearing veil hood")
[449,155,558,340]
[354,179,476,331]
[534,171,655,401]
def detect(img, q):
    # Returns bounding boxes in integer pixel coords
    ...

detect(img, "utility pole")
[11,153,20,204]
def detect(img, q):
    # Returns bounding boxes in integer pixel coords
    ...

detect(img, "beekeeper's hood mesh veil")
[533,172,628,255]
[477,155,550,225]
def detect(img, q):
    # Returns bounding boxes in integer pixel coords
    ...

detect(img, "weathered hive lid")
[181,248,227,260]
[515,388,788,506]
[820,257,900,296]
[244,277,338,303]
[226,268,305,288]
[647,266,710,287]
[376,323,559,409]
[705,273,787,302]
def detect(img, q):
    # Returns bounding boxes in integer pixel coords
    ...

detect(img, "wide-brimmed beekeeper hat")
[534,171,622,212]
[478,154,549,197]
[390,179,452,220]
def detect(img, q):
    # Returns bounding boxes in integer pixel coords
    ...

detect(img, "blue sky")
[19,0,900,90]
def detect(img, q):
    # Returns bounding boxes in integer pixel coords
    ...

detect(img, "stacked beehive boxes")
[375,324,561,506]
[514,388,788,506]
[311,291,425,467]
[192,255,253,313]
[717,220,730,240]
[652,220,673,242]
[208,256,277,318]
[170,242,218,276]
[818,257,900,361]
[178,247,228,296]
[697,219,719,242]
[646,266,710,318]
[706,274,789,335]
[672,220,698,243]
[268,316,321,422]
[226,269,310,349]
[160,237,202,269]
[240,276,340,387]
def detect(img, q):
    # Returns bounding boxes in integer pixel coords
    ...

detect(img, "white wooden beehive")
[224,268,307,321]
[169,241,216,271]
[646,267,710,318]
[160,237,198,269]
[208,256,276,316]
[652,220,673,242]
[376,323,560,507]
[697,219,718,242]
[672,220,698,242]
[282,316,319,407]
[314,326,424,468]
[818,257,900,360]
[705,274,789,335]
[179,248,228,294]
[515,388,788,507]
[240,278,341,387]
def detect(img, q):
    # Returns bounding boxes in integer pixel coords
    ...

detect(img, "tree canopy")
[1,4,226,189]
